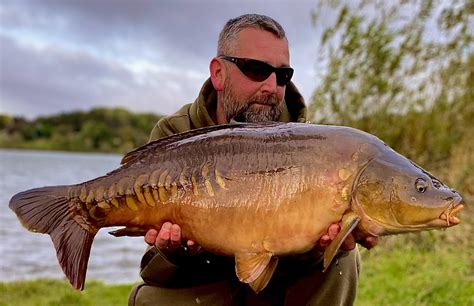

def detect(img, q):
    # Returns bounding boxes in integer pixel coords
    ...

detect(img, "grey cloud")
[1,0,318,59]
[0,34,129,115]
[1,0,223,59]
[0,34,206,118]
[0,0,322,118]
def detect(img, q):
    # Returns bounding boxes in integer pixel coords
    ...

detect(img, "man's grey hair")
[217,14,287,55]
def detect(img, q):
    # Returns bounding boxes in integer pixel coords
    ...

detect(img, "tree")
[309,0,473,171]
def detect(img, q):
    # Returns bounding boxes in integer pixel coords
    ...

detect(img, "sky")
[0,0,338,119]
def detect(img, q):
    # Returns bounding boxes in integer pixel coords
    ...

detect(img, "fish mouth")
[439,203,464,226]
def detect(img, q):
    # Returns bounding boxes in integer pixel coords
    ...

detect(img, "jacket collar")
[189,78,307,129]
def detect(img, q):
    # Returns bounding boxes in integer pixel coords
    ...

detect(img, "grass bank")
[357,233,473,305]
[0,279,134,306]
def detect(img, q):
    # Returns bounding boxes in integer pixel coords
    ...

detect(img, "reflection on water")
[0,149,146,284]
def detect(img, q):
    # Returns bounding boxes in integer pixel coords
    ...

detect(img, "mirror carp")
[9,122,464,292]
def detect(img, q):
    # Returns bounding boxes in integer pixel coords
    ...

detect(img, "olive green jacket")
[129,78,359,306]
[149,78,307,141]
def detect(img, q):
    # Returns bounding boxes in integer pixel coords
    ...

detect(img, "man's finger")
[155,222,172,249]
[318,234,331,247]
[144,229,159,245]
[341,234,356,251]
[168,224,182,250]
[187,240,203,255]
[327,224,340,240]
[187,240,197,249]
[360,236,379,250]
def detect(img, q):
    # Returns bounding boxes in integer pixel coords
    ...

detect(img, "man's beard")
[221,80,283,123]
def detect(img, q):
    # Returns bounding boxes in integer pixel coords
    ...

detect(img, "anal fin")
[249,256,279,293]
[323,211,360,271]
[235,252,273,284]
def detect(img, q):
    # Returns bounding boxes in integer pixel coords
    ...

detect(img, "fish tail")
[9,186,96,290]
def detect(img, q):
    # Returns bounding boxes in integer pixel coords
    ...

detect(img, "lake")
[0,149,146,284]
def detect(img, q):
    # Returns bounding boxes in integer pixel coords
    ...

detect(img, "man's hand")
[313,223,378,258]
[145,222,378,258]
[144,222,202,256]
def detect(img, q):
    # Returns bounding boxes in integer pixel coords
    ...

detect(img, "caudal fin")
[9,186,97,290]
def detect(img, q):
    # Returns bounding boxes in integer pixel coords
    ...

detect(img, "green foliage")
[357,229,474,306]
[0,108,162,154]
[0,279,133,306]
[310,0,473,191]
[0,114,13,130]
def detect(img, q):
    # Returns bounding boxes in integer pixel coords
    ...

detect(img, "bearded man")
[128,13,377,306]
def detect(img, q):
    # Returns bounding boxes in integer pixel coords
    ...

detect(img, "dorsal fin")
[120,122,277,166]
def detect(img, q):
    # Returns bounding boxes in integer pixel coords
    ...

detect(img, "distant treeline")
[0,108,162,154]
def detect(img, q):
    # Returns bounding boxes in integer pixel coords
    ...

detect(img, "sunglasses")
[219,55,294,86]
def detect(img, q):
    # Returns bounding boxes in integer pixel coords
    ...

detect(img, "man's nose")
[260,72,278,93]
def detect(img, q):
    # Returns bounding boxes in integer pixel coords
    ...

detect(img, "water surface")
[0,149,146,284]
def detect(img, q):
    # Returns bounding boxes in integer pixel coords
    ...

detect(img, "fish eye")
[415,178,428,193]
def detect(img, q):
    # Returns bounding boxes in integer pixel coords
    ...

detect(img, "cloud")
[0,0,323,119]
[0,33,208,117]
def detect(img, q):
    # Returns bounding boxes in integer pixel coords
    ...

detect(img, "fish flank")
[165,174,172,191]
[143,186,156,207]
[107,184,116,200]
[97,201,111,210]
[133,174,149,205]
[94,186,105,202]
[215,169,227,189]
[159,186,169,202]
[126,195,139,211]
[158,170,169,189]
[79,187,87,202]
[85,190,94,206]
[191,176,200,196]
[149,169,161,189]
[204,180,215,197]
[109,198,120,208]
[171,182,178,198]
[152,187,160,202]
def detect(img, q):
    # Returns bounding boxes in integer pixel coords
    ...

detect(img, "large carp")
[9,122,464,292]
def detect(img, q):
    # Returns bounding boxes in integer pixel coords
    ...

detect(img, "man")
[129,14,377,306]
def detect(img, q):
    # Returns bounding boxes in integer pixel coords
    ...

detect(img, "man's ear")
[210,57,225,91]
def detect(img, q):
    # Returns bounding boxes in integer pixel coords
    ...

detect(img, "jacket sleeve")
[140,246,233,286]
[148,107,193,142]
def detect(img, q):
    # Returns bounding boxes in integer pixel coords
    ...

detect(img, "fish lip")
[439,201,464,226]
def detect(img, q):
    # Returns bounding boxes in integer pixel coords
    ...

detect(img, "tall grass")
[0,279,133,306]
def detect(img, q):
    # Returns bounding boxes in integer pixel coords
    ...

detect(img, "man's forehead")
[232,28,290,66]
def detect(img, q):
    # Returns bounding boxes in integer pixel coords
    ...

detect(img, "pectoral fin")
[248,256,279,293]
[323,212,360,271]
[109,227,147,237]
[235,252,273,284]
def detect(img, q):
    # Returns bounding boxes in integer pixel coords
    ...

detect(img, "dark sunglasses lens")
[276,68,294,86]
[235,58,293,86]
[241,60,272,82]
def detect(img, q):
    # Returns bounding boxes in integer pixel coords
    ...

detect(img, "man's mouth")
[250,101,275,107]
